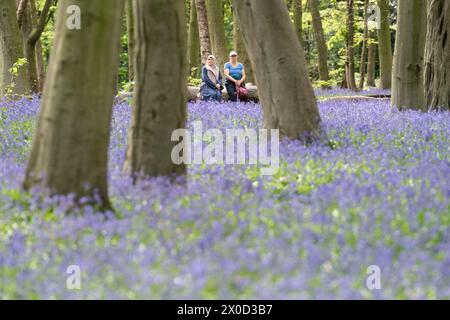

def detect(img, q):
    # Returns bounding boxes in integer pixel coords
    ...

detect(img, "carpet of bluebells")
[1,89,449,299]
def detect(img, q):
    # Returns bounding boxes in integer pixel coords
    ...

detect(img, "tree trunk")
[377,0,392,89]
[345,0,357,90]
[366,31,376,87]
[308,0,330,88]
[424,0,450,111]
[0,0,28,96]
[195,0,211,64]
[127,0,187,179]
[292,0,303,45]
[30,0,45,93]
[17,0,52,94]
[126,0,135,82]
[205,0,227,70]
[233,0,322,140]
[391,0,426,111]
[24,0,125,208]
[358,0,369,90]
[233,9,254,84]
[188,0,201,75]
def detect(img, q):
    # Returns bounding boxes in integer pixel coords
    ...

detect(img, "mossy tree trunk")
[127,0,187,179]
[0,0,28,96]
[377,0,392,89]
[233,0,322,140]
[126,0,135,82]
[308,0,330,88]
[391,0,427,111]
[205,0,227,70]
[24,0,125,208]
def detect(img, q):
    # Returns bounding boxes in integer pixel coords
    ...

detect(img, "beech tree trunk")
[0,0,28,96]
[30,0,46,93]
[345,0,357,90]
[126,0,135,82]
[205,0,227,70]
[292,0,303,45]
[424,0,450,111]
[24,0,125,208]
[195,0,211,64]
[358,0,369,90]
[233,0,322,140]
[188,0,201,74]
[366,31,376,87]
[391,0,427,111]
[233,10,254,83]
[308,0,330,88]
[127,0,187,179]
[377,0,392,89]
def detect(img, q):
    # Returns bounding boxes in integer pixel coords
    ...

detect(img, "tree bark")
[24,0,125,208]
[292,0,303,45]
[195,0,211,64]
[29,0,45,93]
[126,0,135,82]
[424,0,450,111]
[127,0,187,179]
[366,30,376,87]
[377,0,392,89]
[17,0,52,94]
[345,0,357,90]
[233,8,254,83]
[233,0,322,140]
[188,0,201,75]
[358,0,369,90]
[391,0,427,111]
[0,0,28,96]
[205,0,227,70]
[308,0,330,88]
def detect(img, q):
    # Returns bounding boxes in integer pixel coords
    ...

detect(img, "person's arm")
[202,67,218,89]
[224,64,236,83]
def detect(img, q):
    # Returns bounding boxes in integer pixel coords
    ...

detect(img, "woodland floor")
[1,89,449,299]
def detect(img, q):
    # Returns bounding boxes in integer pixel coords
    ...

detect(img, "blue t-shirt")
[224,62,244,80]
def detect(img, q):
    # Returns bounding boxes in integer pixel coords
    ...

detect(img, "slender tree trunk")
[358,0,369,90]
[30,0,45,93]
[127,0,187,179]
[17,0,52,94]
[233,0,322,140]
[24,0,125,208]
[391,0,427,111]
[195,0,211,64]
[366,31,376,87]
[308,0,330,88]
[0,0,28,96]
[205,0,227,70]
[292,0,303,45]
[126,0,135,82]
[233,9,254,84]
[377,0,392,89]
[345,0,357,90]
[424,0,450,111]
[188,0,201,75]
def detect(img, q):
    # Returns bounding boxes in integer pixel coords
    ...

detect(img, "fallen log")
[188,85,259,102]
[117,88,389,104]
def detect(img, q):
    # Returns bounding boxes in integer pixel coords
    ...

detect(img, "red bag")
[236,84,249,102]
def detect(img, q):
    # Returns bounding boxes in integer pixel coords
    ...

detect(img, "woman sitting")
[199,55,223,102]
[224,51,246,102]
